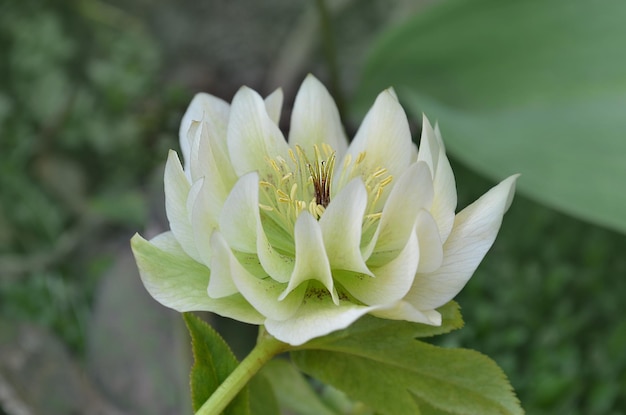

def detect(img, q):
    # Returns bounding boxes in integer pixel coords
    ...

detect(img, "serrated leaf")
[354,0,626,234]
[261,359,339,415]
[183,313,249,414]
[249,372,280,415]
[292,339,523,415]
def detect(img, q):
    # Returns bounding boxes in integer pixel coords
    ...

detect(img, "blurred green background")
[1,0,625,414]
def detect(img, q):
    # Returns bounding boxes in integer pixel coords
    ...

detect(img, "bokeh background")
[1,0,625,414]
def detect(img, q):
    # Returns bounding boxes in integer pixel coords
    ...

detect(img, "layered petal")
[210,231,305,321]
[338,229,419,306]
[227,86,291,177]
[279,212,338,304]
[219,172,294,282]
[418,116,457,243]
[363,161,434,263]
[264,88,283,125]
[131,232,263,324]
[265,295,382,346]
[371,300,441,325]
[319,178,372,276]
[179,93,230,178]
[288,74,348,155]
[404,175,519,311]
[337,89,413,191]
[164,150,200,262]
[414,209,444,273]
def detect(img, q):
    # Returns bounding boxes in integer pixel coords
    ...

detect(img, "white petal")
[319,179,372,276]
[210,231,305,321]
[219,173,294,283]
[187,178,214,267]
[219,173,259,253]
[338,229,419,306]
[279,212,338,304]
[337,89,413,189]
[405,175,519,310]
[371,301,441,325]
[130,232,264,324]
[364,162,433,263]
[264,88,283,125]
[264,295,381,346]
[179,93,230,177]
[415,210,444,273]
[227,86,291,177]
[418,116,457,243]
[288,74,348,155]
[189,118,237,192]
[164,150,201,262]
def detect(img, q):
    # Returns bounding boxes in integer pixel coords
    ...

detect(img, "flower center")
[258,144,335,234]
[258,144,393,244]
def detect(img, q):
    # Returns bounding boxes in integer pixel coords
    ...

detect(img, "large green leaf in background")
[354,0,626,233]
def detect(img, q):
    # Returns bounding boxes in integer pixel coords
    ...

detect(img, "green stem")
[195,332,289,415]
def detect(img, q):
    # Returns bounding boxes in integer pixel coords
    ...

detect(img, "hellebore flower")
[131,75,518,346]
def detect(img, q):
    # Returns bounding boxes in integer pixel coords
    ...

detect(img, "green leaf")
[292,339,523,415]
[248,372,280,415]
[261,359,339,415]
[183,313,249,414]
[355,0,626,233]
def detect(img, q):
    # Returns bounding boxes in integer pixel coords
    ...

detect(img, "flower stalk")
[195,332,289,415]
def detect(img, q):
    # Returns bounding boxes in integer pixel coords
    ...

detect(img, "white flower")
[131,75,518,346]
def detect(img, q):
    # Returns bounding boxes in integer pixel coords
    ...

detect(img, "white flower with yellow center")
[131,75,518,346]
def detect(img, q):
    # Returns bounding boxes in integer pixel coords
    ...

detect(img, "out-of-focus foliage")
[0,0,178,353]
[354,0,626,234]
[438,163,626,415]
[1,1,625,414]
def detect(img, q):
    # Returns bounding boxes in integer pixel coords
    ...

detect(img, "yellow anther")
[366,212,382,220]
[379,176,393,187]
[373,167,387,178]
[281,172,293,183]
[342,153,352,169]
[356,151,366,164]
[288,148,297,165]
[374,186,384,204]
[270,159,280,172]
[315,204,326,218]
[259,180,272,188]
[259,204,274,211]
[290,183,298,200]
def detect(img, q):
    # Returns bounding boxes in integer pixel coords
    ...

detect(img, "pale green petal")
[264,88,284,125]
[219,173,259,253]
[288,74,348,155]
[264,296,381,346]
[319,179,372,276]
[417,116,456,243]
[219,172,294,283]
[371,301,441,326]
[189,119,237,193]
[415,210,444,273]
[337,89,413,190]
[210,231,305,321]
[338,230,418,306]
[164,150,201,262]
[405,175,519,310]
[130,232,263,324]
[227,86,291,177]
[364,161,433,263]
[179,93,230,176]
[279,212,338,304]
[188,178,219,267]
